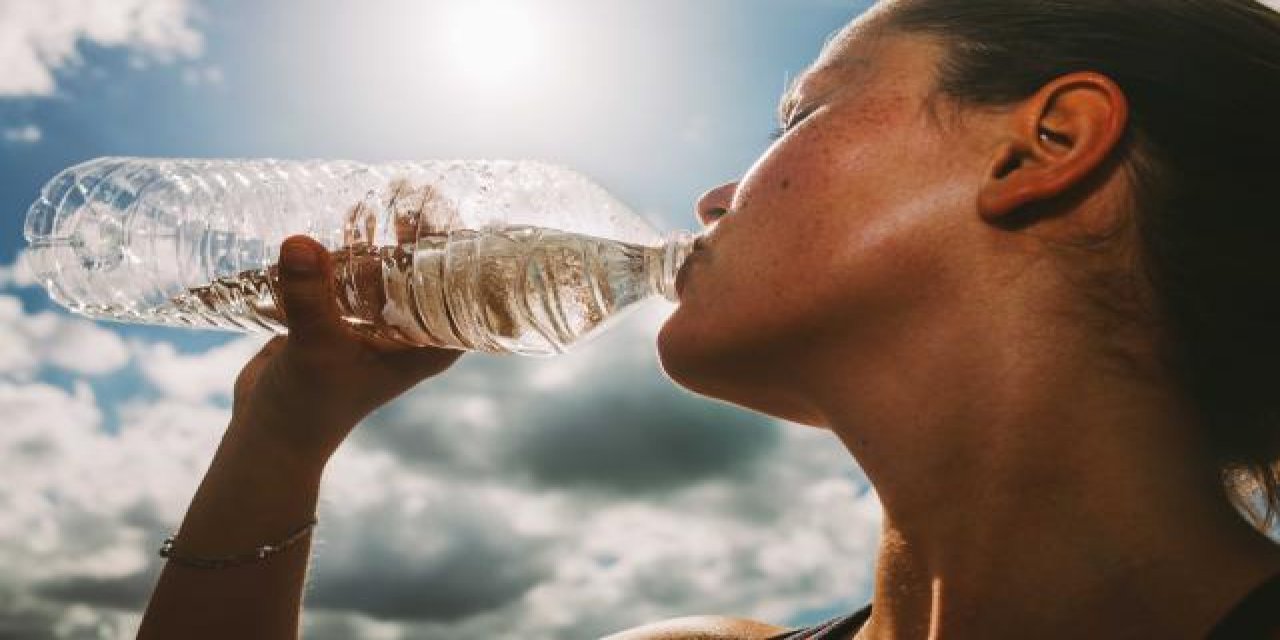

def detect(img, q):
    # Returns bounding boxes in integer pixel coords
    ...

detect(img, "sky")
[0,0,885,637]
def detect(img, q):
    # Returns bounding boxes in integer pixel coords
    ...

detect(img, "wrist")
[224,411,338,478]
[166,416,328,563]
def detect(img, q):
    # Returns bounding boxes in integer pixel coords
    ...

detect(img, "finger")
[348,321,421,353]
[408,348,465,377]
[276,235,350,347]
[386,345,465,380]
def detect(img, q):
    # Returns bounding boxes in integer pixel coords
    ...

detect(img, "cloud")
[505,464,880,639]
[35,572,157,612]
[500,386,780,494]
[298,422,877,639]
[301,304,879,637]
[0,248,36,289]
[0,296,881,638]
[2,124,42,144]
[0,0,204,97]
[132,336,268,403]
[307,459,555,622]
[0,295,131,378]
[363,306,782,495]
[0,380,229,637]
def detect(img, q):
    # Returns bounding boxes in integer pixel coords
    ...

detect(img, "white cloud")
[293,414,877,639]
[0,0,204,97]
[0,380,228,637]
[0,298,40,376]
[1,124,42,144]
[512,468,880,639]
[295,304,880,637]
[132,335,269,403]
[0,295,130,378]
[44,318,132,375]
[0,248,36,290]
[0,296,882,639]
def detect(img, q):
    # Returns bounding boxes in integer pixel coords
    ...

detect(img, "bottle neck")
[651,230,698,303]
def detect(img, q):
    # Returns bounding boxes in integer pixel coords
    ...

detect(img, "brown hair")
[881,0,1280,530]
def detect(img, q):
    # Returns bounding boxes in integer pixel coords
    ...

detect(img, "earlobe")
[976,72,1129,226]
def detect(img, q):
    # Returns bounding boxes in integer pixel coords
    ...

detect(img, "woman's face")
[658,18,997,426]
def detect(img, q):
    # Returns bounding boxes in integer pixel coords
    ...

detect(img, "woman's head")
[659,0,1280,529]
[662,26,1026,426]
[660,8,1143,423]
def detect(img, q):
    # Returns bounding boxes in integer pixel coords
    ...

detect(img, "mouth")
[673,240,705,299]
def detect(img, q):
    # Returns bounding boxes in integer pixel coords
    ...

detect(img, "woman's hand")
[230,234,464,467]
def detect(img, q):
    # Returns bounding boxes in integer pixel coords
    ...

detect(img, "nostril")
[700,207,728,226]
[695,181,737,224]
[696,207,727,227]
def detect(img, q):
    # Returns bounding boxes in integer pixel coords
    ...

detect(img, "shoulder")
[601,615,789,640]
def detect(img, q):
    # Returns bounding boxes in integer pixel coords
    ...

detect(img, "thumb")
[276,235,348,346]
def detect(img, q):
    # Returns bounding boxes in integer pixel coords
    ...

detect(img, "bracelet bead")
[158,517,318,569]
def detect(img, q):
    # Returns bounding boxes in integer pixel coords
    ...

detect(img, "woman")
[140,0,1280,637]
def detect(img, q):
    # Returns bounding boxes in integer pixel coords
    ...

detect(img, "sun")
[440,0,551,91]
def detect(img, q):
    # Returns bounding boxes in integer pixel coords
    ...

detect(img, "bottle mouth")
[659,229,698,304]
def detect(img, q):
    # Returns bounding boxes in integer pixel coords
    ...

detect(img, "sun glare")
[441,0,551,91]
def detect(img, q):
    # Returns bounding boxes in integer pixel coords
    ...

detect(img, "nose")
[695,182,737,227]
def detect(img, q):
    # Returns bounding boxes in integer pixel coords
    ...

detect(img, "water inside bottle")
[168,225,665,356]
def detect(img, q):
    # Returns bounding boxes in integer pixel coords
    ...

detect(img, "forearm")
[138,417,331,640]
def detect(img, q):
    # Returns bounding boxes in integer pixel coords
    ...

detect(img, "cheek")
[659,134,878,367]
[659,97,966,394]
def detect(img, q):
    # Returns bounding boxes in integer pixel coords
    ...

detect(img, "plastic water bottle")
[22,157,699,356]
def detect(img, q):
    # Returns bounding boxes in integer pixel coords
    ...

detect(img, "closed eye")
[769,105,819,142]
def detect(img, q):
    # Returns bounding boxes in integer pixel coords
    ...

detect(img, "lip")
[673,241,704,299]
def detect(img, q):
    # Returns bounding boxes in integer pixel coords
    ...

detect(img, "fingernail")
[282,238,318,274]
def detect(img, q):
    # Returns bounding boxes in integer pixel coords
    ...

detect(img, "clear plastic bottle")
[23,157,698,356]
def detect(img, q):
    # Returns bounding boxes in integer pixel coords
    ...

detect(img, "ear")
[977,72,1129,226]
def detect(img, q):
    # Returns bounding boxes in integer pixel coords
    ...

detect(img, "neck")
[817,317,1280,639]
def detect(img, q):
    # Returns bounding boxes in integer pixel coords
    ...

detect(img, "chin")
[656,318,828,428]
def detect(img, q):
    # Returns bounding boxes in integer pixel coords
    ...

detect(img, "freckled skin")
[659,28,983,427]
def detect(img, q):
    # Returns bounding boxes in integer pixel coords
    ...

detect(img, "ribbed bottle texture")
[23,157,697,356]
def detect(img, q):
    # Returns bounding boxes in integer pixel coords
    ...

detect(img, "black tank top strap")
[765,570,1280,640]
[1207,570,1280,639]
[766,603,872,639]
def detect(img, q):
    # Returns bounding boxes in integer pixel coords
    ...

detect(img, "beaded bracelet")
[159,516,318,569]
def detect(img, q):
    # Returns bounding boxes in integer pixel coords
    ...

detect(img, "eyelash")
[769,106,817,142]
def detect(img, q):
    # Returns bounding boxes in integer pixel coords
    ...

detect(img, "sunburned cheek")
[851,94,917,130]
[820,93,923,162]
[770,95,920,192]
